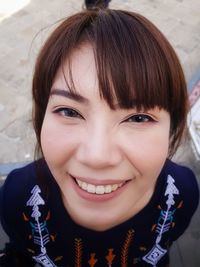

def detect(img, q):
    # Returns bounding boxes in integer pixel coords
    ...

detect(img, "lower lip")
[70,175,130,202]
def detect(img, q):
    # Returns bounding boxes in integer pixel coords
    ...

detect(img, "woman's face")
[41,44,170,231]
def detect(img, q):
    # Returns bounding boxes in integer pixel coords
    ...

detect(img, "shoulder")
[0,162,35,236]
[163,159,199,240]
[0,160,53,238]
[164,159,199,196]
[163,159,199,217]
[0,162,37,220]
[0,160,49,224]
[1,162,38,200]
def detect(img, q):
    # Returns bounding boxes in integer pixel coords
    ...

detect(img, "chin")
[71,209,122,231]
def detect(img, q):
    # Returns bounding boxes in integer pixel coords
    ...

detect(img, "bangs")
[94,10,171,111]
[63,10,181,112]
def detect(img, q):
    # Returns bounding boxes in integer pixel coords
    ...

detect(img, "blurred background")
[0,0,200,266]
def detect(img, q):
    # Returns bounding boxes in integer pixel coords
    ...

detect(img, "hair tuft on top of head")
[85,0,111,10]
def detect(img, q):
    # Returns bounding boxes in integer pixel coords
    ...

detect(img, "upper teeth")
[76,179,123,194]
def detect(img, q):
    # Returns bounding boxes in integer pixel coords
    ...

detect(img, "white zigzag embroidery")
[26,185,57,267]
[142,174,179,267]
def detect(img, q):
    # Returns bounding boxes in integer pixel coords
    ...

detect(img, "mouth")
[69,174,132,201]
[69,173,131,196]
[75,178,125,195]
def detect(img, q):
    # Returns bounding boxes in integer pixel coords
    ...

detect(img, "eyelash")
[53,107,83,119]
[53,108,155,124]
[124,114,156,123]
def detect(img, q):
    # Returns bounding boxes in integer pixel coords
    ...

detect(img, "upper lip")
[69,174,130,185]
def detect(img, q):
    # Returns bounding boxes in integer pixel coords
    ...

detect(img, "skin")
[40,43,171,231]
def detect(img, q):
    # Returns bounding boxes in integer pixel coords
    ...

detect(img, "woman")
[0,5,199,267]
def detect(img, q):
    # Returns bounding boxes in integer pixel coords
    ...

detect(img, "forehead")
[54,44,96,84]
[52,43,104,100]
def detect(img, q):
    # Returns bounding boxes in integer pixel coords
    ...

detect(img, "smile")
[75,178,125,195]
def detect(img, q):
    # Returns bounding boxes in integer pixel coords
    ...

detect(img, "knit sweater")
[0,159,199,267]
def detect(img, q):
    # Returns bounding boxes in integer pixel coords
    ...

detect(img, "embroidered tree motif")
[26,185,57,267]
[155,175,179,244]
[121,229,134,267]
[105,248,116,266]
[27,186,46,249]
[165,175,179,208]
[88,253,98,267]
[142,175,179,267]
[74,238,83,267]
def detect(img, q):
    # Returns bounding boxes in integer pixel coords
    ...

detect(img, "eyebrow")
[50,88,137,110]
[50,88,89,104]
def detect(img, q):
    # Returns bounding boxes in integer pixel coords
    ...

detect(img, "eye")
[53,107,83,119]
[124,114,155,123]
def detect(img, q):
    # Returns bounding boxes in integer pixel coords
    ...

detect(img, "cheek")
[140,132,169,158]
[40,122,58,163]
[121,127,170,173]
[40,118,76,165]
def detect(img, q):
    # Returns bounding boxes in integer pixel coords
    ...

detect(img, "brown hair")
[32,8,188,158]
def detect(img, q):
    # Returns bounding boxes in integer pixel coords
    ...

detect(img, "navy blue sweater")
[0,159,199,267]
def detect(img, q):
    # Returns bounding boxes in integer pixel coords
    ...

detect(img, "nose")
[75,124,122,169]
